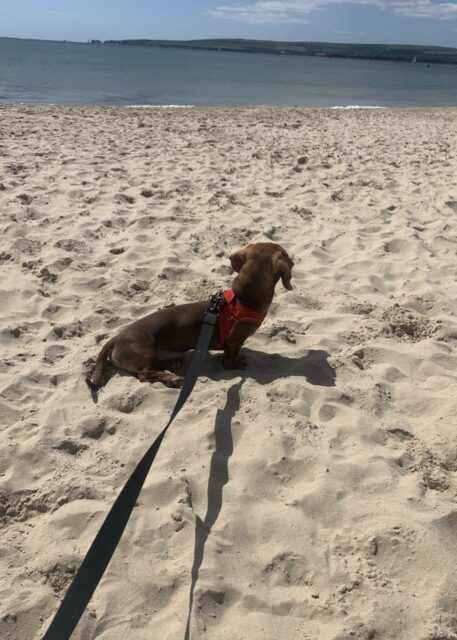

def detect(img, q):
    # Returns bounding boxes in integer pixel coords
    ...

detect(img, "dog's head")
[230,242,294,291]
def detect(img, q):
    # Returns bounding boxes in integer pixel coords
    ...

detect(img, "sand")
[1,103,457,640]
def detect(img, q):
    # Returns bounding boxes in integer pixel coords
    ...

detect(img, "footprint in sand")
[53,440,88,456]
[54,238,86,252]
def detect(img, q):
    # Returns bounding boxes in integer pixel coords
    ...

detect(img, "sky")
[0,0,456,48]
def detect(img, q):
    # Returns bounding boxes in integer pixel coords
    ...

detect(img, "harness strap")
[218,289,265,346]
[42,302,219,640]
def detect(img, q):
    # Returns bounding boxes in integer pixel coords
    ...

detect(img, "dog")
[86,242,294,389]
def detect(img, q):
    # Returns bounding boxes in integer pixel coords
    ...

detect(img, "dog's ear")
[274,250,294,290]
[230,247,249,273]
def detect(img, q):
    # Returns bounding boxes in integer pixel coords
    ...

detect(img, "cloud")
[210,3,309,23]
[391,0,457,19]
[210,0,457,23]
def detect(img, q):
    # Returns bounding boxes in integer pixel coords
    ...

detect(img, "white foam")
[331,105,385,109]
[126,104,195,109]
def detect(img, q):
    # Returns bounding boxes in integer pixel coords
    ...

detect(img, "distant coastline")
[1,36,456,66]
[99,38,457,66]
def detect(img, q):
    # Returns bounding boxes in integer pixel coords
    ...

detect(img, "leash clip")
[208,289,224,314]
[205,290,224,326]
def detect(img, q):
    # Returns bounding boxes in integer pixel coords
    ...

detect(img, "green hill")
[101,38,457,65]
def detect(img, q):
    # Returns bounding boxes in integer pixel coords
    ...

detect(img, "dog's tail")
[86,337,115,390]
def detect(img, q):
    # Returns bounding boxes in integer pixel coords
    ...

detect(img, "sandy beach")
[1,103,457,640]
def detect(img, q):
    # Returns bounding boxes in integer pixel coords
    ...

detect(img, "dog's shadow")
[87,347,335,404]
[182,349,334,637]
[196,347,336,388]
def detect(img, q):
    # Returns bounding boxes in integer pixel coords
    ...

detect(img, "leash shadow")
[184,380,242,640]
[200,348,337,387]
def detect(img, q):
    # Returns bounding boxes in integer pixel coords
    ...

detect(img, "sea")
[1,37,456,108]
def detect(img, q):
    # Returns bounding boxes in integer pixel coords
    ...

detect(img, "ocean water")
[1,37,456,107]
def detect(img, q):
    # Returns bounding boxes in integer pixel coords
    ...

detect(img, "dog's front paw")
[166,375,184,388]
[222,354,246,370]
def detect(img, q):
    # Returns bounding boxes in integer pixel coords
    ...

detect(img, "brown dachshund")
[86,242,294,389]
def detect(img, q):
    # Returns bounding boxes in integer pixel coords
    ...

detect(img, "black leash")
[42,293,223,640]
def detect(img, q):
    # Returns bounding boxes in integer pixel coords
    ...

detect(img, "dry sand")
[1,103,457,640]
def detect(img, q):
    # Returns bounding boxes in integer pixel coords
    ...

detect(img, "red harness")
[217,289,265,346]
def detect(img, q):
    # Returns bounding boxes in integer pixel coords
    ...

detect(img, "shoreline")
[2,102,457,110]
